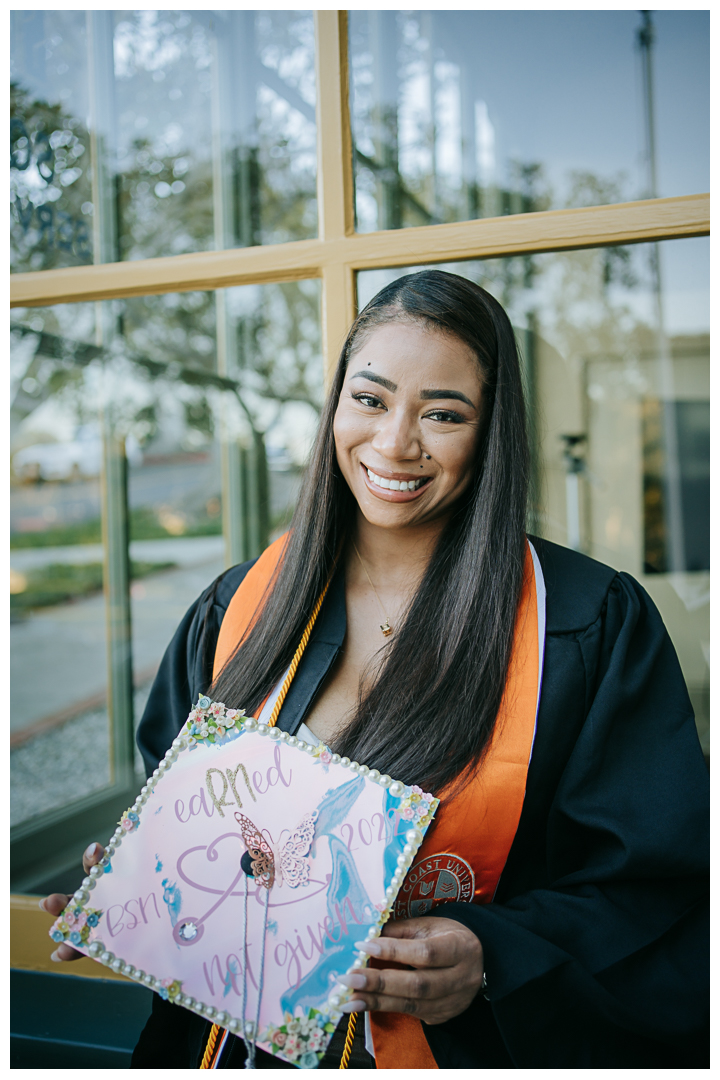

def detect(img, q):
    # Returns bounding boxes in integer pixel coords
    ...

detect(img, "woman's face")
[333,320,485,531]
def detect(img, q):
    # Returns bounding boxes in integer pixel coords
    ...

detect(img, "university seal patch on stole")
[49,699,438,1069]
[394,853,475,919]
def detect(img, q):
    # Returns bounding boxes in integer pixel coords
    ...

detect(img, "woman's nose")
[371,409,421,460]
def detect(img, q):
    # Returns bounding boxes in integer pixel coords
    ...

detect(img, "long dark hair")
[211,270,529,795]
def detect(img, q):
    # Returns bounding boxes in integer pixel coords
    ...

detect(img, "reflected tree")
[11,83,94,270]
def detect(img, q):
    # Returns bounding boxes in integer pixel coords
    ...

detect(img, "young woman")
[45,271,708,1068]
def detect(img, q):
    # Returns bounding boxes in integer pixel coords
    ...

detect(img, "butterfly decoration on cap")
[235,809,318,890]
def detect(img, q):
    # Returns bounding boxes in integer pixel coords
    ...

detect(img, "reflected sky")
[427,10,708,198]
[350,10,708,231]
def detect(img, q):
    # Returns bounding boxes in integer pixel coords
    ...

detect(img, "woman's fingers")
[51,941,86,962]
[39,893,71,917]
[40,843,104,915]
[338,972,472,1025]
[39,894,85,962]
[40,841,105,965]
[341,991,423,1016]
[338,962,460,1004]
[362,917,474,969]
[82,841,105,876]
[336,917,484,1025]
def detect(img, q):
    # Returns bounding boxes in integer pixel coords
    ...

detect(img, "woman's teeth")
[366,468,427,492]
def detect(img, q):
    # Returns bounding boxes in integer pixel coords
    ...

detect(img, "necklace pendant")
[380,621,392,637]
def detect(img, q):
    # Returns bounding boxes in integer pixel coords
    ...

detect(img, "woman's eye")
[425,409,464,424]
[351,392,384,409]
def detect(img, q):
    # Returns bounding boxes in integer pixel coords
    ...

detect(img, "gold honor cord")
[266,574,332,727]
[200,571,360,1068]
[199,1023,219,1069]
[338,1010,358,1069]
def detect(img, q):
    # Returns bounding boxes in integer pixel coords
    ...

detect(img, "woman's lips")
[361,464,433,502]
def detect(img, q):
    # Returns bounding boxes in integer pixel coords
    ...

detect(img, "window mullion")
[10,195,709,310]
[89,11,136,792]
[314,10,354,242]
[314,11,357,380]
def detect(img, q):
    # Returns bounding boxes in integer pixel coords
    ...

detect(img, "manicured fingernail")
[50,950,61,962]
[38,898,47,912]
[358,940,381,956]
[85,843,98,859]
[341,1000,367,1014]
[337,973,367,990]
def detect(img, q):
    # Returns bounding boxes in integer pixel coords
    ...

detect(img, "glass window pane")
[106,289,227,721]
[11,10,317,272]
[11,12,94,271]
[349,11,709,231]
[11,280,322,831]
[11,302,112,826]
[114,279,323,750]
[357,236,709,756]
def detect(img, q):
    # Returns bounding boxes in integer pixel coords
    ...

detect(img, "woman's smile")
[361,463,433,501]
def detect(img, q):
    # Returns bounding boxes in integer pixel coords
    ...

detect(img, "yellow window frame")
[9,12,710,381]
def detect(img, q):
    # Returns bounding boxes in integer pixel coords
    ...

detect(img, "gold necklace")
[352,540,393,637]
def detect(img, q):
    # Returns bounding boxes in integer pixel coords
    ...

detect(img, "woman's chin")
[355,492,445,531]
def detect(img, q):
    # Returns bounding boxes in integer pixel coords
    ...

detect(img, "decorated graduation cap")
[50,696,438,1068]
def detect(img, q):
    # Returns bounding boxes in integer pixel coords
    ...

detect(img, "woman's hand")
[337,916,484,1025]
[39,842,105,962]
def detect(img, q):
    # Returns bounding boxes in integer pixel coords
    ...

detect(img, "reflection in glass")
[357,237,709,755]
[349,10,709,232]
[117,280,323,568]
[11,12,94,270]
[10,281,322,826]
[11,10,317,271]
[115,280,322,761]
[10,303,113,825]
[217,280,324,561]
[643,399,709,574]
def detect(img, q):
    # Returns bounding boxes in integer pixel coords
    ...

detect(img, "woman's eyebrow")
[350,371,397,392]
[350,371,476,408]
[420,388,476,408]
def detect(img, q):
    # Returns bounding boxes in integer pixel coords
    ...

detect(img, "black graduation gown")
[132,537,709,1069]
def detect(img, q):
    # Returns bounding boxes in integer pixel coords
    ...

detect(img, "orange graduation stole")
[213,533,292,681]
[213,534,543,1070]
